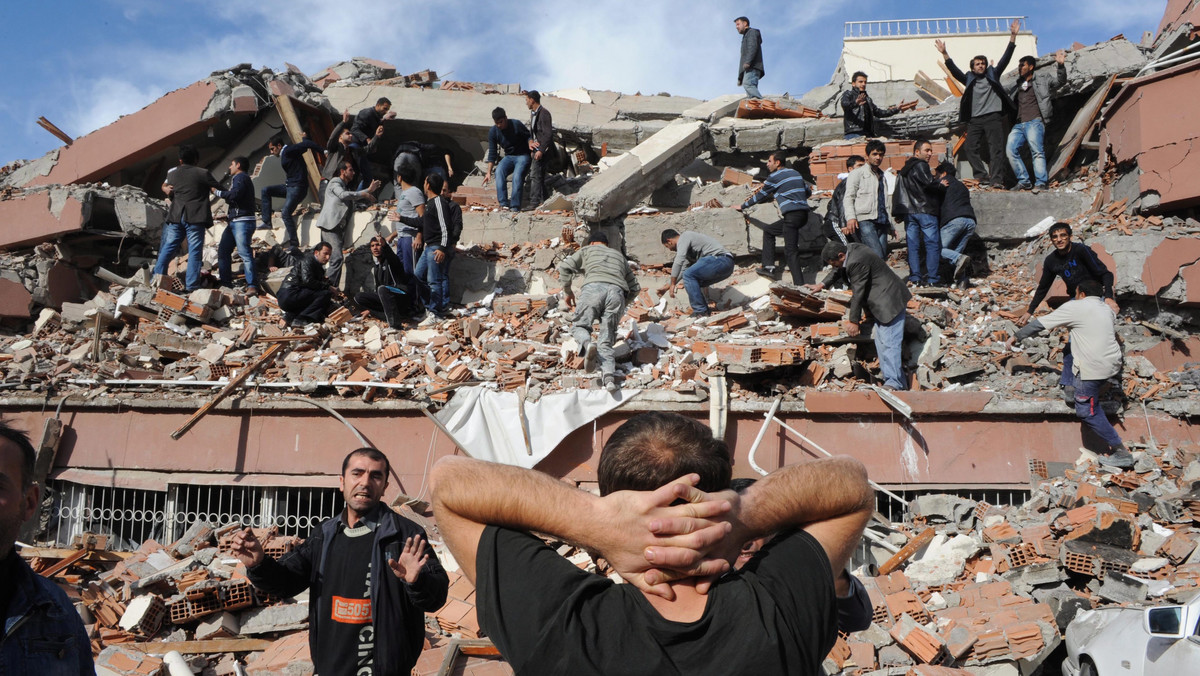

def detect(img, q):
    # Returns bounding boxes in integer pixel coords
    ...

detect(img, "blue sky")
[1,0,1167,167]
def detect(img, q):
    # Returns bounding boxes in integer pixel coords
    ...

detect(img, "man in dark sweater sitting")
[275,242,336,327]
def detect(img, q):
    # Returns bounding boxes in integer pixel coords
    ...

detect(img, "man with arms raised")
[431,411,873,675]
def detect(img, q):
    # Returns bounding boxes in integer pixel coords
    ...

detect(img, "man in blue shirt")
[260,133,323,247]
[482,107,532,211]
[735,151,820,284]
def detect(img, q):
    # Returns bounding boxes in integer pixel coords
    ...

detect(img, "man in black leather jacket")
[354,236,420,327]
[277,242,335,327]
[841,72,899,139]
[891,141,942,285]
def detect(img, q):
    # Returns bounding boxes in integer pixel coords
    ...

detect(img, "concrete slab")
[972,190,1095,241]
[0,188,87,249]
[681,94,744,123]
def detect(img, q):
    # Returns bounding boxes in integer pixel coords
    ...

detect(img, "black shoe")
[1062,385,1076,406]
[291,318,311,328]
[1010,182,1031,192]
[756,266,781,281]
[953,255,972,281]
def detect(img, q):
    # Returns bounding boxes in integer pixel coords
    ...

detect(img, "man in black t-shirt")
[231,449,448,676]
[431,412,874,675]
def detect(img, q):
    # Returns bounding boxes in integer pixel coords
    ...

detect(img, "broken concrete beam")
[971,191,1095,241]
[196,611,240,641]
[680,94,745,123]
[0,188,87,249]
[573,120,707,222]
[239,603,309,635]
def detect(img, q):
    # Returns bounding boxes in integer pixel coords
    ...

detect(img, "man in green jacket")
[560,232,641,392]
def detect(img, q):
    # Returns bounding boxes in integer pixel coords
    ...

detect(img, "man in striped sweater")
[735,152,821,284]
[559,232,641,392]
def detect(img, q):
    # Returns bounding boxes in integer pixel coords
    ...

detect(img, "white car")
[1062,590,1200,676]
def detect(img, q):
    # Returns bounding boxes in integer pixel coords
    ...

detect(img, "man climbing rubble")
[662,229,734,317]
[430,411,873,675]
[734,151,822,285]
[1020,222,1118,404]
[734,16,765,99]
[232,448,448,676]
[1010,280,1134,469]
[809,239,912,390]
[260,133,324,247]
[559,231,640,393]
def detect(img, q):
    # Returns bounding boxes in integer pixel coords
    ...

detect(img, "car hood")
[1066,606,1142,654]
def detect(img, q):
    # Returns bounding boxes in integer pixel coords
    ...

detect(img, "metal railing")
[845,17,1027,39]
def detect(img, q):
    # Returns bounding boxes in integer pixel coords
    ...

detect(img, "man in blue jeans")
[662,229,734,317]
[415,173,462,319]
[215,156,259,293]
[892,140,941,285]
[482,107,532,211]
[734,16,764,99]
[1007,50,1066,191]
[156,144,221,291]
[932,162,977,286]
[261,133,323,246]
[842,140,892,261]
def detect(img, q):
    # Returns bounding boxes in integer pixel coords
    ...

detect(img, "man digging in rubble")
[1020,221,1118,404]
[662,229,734,317]
[809,239,912,390]
[931,162,977,287]
[1010,280,1135,469]
[431,411,873,675]
[559,231,640,393]
[232,448,448,676]
[734,151,822,285]
[482,107,532,212]
[0,420,94,675]
[155,144,221,292]
[276,241,336,327]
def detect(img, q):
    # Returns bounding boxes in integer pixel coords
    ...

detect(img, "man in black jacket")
[810,240,912,390]
[734,16,764,98]
[233,448,448,676]
[414,173,463,318]
[525,90,554,208]
[892,141,942,285]
[261,133,324,246]
[354,236,420,327]
[823,155,865,244]
[932,162,977,285]
[841,72,899,139]
[936,19,1020,188]
[215,156,259,293]
[155,145,221,292]
[277,242,336,327]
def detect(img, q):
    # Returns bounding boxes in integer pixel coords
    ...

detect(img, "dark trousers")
[528,153,547,207]
[965,111,1008,186]
[354,286,416,327]
[762,210,824,284]
[277,286,332,322]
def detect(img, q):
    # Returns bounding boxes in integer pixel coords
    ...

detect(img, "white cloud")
[62,77,164,140]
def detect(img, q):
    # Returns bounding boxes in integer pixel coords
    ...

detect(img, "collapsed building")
[3,6,1200,675]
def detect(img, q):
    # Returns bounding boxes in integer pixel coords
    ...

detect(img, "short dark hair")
[269,134,286,148]
[846,154,866,170]
[341,447,391,477]
[178,145,199,165]
[231,156,250,172]
[492,107,507,122]
[971,55,988,68]
[338,159,355,176]
[865,139,886,156]
[313,241,333,254]
[598,412,731,495]
[1077,279,1104,297]
[914,139,932,152]
[851,71,868,82]
[397,163,419,187]
[376,97,392,107]
[768,151,788,165]
[1019,55,1037,70]
[587,231,609,245]
[0,420,36,489]
[734,16,749,24]
[524,90,541,104]
[729,477,757,493]
[935,160,956,176]
[661,229,680,244]
[822,239,847,263]
[425,172,445,195]
[1048,221,1072,238]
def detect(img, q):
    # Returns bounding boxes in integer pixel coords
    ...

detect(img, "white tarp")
[435,386,636,468]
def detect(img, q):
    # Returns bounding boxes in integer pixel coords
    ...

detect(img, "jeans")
[571,282,625,375]
[277,286,332,323]
[742,69,762,98]
[1007,118,1048,187]
[844,133,864,140]
[940,217,976,265]
[153,220,206,291]
[873,310,907,390]
[965,111,1008,186]
[1061,342,1075,388]
[217,218,257,288]
[682,255,734,315]
[1075,378,1122,448]
[495,154,531,209]
[904,213,941,285]
[415,245,451,312]
[395,235,417,278]
[261,183,306,246]
[857,219,889,260]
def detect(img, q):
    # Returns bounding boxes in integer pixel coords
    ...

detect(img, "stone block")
[731,122,781,152]
[239,603,309,635]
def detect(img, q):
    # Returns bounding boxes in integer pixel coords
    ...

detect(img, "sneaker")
[1010,182,1032,192]
[290,318,311,328]
[418,311,440,327]
[756,266,781,281]
[603,374,618,392]
[583,343,599,373]
[1033,183,1048,193]
[256,222,272,231]
[1098,446,1135,470]
[1062,385,1076,406]
[953,255,972,281]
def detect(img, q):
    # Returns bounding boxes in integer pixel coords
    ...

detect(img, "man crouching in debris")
[559,231,640,392]
[276,241,336,327]
[431,411,873,675]
[1009,279,1134,469]
[231,448,448,676]
[809,239,912,390]
[0,420,95,675]
[662,229,734,317]
[354,235,420,327]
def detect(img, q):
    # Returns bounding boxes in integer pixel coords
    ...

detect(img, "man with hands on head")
[431,411,874,675]
[230,448,448,676]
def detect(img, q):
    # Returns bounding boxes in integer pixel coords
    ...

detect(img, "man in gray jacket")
[1006,50,1067,191]
[662,229,734,317]
[810,240,911,390]
[317,160,380,286]
[735,16,764,99]
[560,232,641,392]
[841,140,893,261]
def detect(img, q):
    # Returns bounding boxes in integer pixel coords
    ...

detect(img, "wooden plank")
[274,95,323,201]
[124,639,274,654]
[38,548,90,578]
[879,527,936,575]
[19,547,132,561]
[171,343,285,440]
[36,116,75,145]
[1048,74,1117,181]
[937,62,964,97]
[913,71,950,102]
[18,417,64,542]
